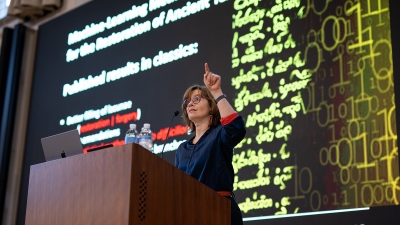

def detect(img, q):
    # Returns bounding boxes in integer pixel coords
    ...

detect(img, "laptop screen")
[41,129,83,161]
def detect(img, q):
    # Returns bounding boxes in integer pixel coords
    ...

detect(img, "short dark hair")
[181,85,221,132]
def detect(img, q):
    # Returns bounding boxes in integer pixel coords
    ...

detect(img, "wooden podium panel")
[25,144,230,225]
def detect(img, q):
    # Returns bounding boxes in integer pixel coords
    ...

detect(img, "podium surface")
[25,144,230,224]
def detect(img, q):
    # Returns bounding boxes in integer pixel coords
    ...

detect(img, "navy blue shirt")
[174,116,246,191]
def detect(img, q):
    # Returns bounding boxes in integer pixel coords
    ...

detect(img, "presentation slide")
[22,0,399,222]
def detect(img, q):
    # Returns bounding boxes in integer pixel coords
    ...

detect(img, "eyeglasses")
[183,95,202,107]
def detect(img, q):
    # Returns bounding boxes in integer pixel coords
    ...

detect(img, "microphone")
[161,110,179,159]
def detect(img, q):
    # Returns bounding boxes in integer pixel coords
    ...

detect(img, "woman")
[175,63,246,225]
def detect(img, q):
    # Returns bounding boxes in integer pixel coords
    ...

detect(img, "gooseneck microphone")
[161,110,179,159]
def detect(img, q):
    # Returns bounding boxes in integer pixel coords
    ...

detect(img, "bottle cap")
[143,123,150,128]
[130,124,136,129]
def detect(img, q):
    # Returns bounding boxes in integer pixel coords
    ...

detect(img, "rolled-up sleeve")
[220,115,246,148]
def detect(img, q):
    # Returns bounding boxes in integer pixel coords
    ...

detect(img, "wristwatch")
[215,94,226,104]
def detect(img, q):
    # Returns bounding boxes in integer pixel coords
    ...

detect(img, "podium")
[25,143,230,224]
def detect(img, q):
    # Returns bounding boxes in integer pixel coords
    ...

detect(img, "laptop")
[41,129,83,161]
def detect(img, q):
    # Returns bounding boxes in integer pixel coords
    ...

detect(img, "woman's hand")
[203,63,222,95]
[203,63,236,117]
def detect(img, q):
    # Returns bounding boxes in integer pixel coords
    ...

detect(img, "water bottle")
[125,124,139,144]
[139,123,153,151]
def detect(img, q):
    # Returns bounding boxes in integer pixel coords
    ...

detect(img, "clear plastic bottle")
[139,123,153,151]
[125,124,139,144]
